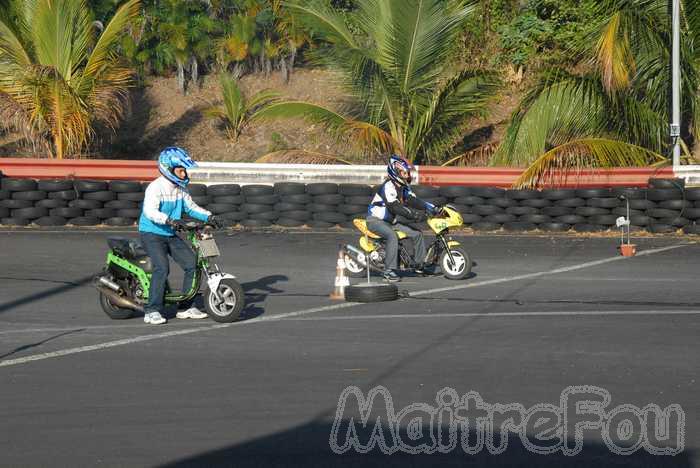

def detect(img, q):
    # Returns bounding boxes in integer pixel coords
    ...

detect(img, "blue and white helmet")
[387,154,412,186]
[158,147,197,188]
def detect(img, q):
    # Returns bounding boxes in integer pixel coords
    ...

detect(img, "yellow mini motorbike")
[344,205,472,280]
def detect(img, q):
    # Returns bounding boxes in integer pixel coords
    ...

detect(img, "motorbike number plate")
[199,238,220,258]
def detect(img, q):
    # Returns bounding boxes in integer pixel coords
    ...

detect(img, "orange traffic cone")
[330,247,350,300]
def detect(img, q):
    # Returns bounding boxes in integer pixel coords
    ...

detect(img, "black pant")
[140,233,197,314]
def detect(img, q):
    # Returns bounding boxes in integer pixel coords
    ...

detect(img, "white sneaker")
[176,307,208,319]
[144,312,167,325]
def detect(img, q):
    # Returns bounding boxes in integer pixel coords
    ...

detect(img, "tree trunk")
[280,57,288,83]
[288,45,297,75]
[190,57,199,89]
[177,60,185,95]
[232,62,244,80]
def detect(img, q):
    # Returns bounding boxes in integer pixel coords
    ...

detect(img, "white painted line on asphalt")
[286,309,700,321]
[0,243,690,368]
[409,244,689,297]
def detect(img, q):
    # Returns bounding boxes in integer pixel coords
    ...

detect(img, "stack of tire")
[0,178,144,226]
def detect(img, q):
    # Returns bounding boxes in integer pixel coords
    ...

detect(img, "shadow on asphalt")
[240,275,289,320]
[157,421,692,468]
[0,329,85,359]
[0,274,95,315]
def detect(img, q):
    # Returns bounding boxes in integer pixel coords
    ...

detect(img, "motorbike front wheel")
[439,246,472,280]
[344,253,367,278]
[204,278,245,323]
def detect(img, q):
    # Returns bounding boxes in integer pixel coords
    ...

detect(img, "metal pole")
[671,0,681,166]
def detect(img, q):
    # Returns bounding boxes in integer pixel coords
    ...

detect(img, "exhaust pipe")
[94,276,144,312]
[96,275,121,292]
[344,244,383,273]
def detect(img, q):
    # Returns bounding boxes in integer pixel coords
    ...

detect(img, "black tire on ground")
[286,194,312,204]
[306,183,338,195]
[541,189,576,200]
[649,178,685,190]
[241,203,274,214]
[36,199,68,209]
[588,215,618,226]
[685,188,700,201]
[647,188,683,201]
[647,223,676,233]
[556,197,586,208]
[541,206,573,217]
[313,194,344,205]
[425,196,448,206]
[339,184,373,196]
[34,216,67,226]
[188,184,207,196]
[450,204,471,214]
[0,189,9,199]
[307,203,338,213]
[339,204,367,215]
[2,178,37,191]
[520,198,552,208]
[472,205,503,216]
[207,203,241,215]
[484,213,516,224]
[411,185,440,198]
[0,207,8,218]
[1,217,30,226]
[682,224,700,235]
[104,200,137,209]
[505,189,539,200]
[612,187,646,199]
[518,214,551,224]
[588,197,620,209]
[117,192,145,202]
[190,195,210,206]
[249,211,279,221]
[345,195,372,205]
[453,196,485,206]
[38,179,74,192]
[629,215,651,226]
[339,220,360,229]
[539,223,571,232]
[658,199,688,210]
[48,190,77,201]
[274,182,306,195]
[682,208,700,220]
[99,292,135,320]
[68,216,100,226]
[274,202,306,212]
[555,215,586,225]
[629,199,655,210]
[575,206,610,217]
[471,187,505,199]
[276,218,306,227]
[461,214,483,224]
[313,212,347,223]
[104,217,136,226]
[503,221,537,232]
[439,186,471,198]
[471,222,501,231]
[50,207,83,218]
[12,190,46,201]
[117,208,142,218]
[213,195,244,205]
[12,207,48,219]
[245,194,279,205]
[83,190,116,202]
[74,180,108,192]
[573,223,605,232]
[647,208,681,219]
[657,217,690,227]
[575,188,611,198]
[109,181,142,193]
[209,184,243,196]
[1,199,33,209]
[490,197,518,208]
[612,207,644,217]
[241,218,272,227]
[344,283,399,303]
[220,211,246,221]
[70,199,103,210]
[308,220,335,229]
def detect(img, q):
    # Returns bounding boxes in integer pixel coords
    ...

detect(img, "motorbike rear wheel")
[439,246,472,280]
[204,278,245,323]
[99,292,135,320]
[343,254,367,278]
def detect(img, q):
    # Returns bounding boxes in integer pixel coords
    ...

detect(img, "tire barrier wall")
[1,176,699,234]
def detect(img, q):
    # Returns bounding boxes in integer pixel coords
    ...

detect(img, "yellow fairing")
[394,230,408,240]
[448,240,461,247]
[428,206,463,233]
[359,236,378,252]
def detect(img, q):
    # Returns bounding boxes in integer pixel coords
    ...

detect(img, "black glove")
[166,218,187,230]
[207,215,223,228]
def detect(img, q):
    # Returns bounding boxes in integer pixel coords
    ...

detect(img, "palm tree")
[204,72,280,141]
[0,0,140,159]
[493,0,699,188]
[255,0,500,164]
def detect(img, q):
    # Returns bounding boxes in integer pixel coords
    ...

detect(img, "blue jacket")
[138,176,211,236]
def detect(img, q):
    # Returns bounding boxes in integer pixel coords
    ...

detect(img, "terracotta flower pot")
[620,244,636,257]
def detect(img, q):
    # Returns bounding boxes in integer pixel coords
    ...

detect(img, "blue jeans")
[366,216,425,271]
[140,233,198,314]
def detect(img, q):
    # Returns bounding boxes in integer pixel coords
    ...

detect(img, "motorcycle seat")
[107,237,152,272]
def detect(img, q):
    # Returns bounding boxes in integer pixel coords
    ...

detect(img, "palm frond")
[514,138,665,189]
[283,0,358,48]
[595,11,636,93]
[252,101,348,130]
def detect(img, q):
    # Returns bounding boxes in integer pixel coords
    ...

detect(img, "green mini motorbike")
[95,221,244,322]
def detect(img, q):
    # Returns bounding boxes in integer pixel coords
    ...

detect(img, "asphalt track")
[0,229,698,467]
